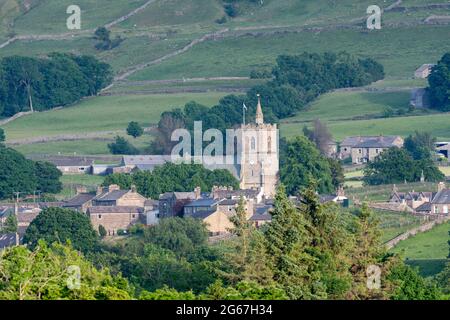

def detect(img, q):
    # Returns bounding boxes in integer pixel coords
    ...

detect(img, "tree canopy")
[0,146,62,200]
[23,207,99,253]
[0,53,112,117]
[279,136,334,195]
[428,52,450,111]
[103,163,239,199]
[127,121,144,139]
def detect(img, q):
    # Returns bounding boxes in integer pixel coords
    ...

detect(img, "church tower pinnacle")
[255,94,264,125]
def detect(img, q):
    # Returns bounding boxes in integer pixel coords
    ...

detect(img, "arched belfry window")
[268,136,272,153]
[251,137,256,150]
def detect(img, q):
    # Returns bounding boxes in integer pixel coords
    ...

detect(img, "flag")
[243,103,247,110]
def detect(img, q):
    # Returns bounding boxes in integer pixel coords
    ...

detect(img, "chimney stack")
[108,184,120,192]
[437,182,446,192]
[194,186,201,199]
[76,185,88,194]
[96,186,104,196]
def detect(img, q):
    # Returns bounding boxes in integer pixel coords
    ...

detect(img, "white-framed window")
[443,205,448,214]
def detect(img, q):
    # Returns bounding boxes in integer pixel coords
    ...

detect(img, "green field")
[390,221,450,260]
[12,0,149,35]
[281,112,450,141]
[130,25,450,80]
[1,92,225,140]
[284,90,412,123]
[388,215,450,277]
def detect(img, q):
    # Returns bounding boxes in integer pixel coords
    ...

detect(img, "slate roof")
[64,193,96,207]
[415,64,435,73]
[184,198,220,207]
[219,199,239,206]
[94,190,129,202]
[212,188,261,200]
[319,194,338,203]
[160,192,197,200]
[341,136,401,148]
[431,189,450,204]
[122,155,172,166]
[250,205,273,221]
[43,157,94,167]
[190,209,217,220]
[88,206,143,214]
[0,233,17,249]
[144,199,159,207]
[416,202,432,212]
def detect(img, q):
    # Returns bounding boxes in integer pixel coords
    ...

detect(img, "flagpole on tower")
[242,102,247,125]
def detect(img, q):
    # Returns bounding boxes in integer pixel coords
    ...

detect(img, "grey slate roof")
[88,206,143,214]
[250,205,273,221]
[43,157,94,167]
[64,193,95,207]
[431,189,450,204]
[416,202,432,212]
[94,190,129,202]
[341,136,401,148]
[122,155,172,166]
[190,209,217,220]
[0,233,17,249]
[184,198,220,207]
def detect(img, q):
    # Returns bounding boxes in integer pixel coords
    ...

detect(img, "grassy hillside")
[281,112,450,141]
[391,221,450,260]
[12,0,148,34]
[2,92,225,140]
[129,25,450,80]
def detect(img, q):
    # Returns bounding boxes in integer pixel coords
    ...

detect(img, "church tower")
[239,94,279,197]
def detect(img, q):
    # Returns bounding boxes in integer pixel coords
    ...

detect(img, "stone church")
[238,95,279,197]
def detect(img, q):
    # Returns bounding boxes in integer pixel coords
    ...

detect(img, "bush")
[108,136,139,155]
[98,225,107,238]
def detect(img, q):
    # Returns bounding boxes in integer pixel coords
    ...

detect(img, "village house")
[319,186,349,206]
[159,187,202,218]
[431,182,450,215]
[414,64,435,79]
[43,156,94,175]
[340,135,404,164]
[113,155,172,174]
[249,205,273,228]
[389,188,434,210]
[88,206,144,236]
[183,196,255,235]
[435,142,450,161]
[388,182,450,215]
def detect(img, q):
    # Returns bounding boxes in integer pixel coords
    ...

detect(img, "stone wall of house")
[116,192,146,207]
[203,211,234,235]
[91,212,140,235]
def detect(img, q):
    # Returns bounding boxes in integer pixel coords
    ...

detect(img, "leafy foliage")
[23,207,99,253]
[0,53,112,117]
[108,136,139,155]
[0,241,132,300]
[126,121,144,139]
[280,136,334,195]
[103,163,239,199]
[34,161,63,194]
[428,53,450,112]
[151,52,384,152]
[363,147,444,185]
